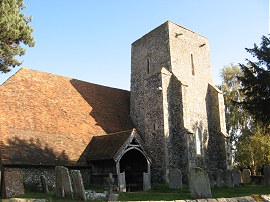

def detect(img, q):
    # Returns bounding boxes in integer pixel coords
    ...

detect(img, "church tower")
[130,21,230,182]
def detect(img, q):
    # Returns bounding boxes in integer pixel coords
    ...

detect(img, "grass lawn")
[4,184,270,201]
[119,184,270,201]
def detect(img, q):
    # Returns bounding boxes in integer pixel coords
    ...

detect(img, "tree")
[239,35,270,126]
[0,0,34,73]
[219,64,251,143]
[219,64,269,173]
[235,127,270,174]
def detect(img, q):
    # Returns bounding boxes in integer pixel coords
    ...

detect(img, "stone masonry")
[130,21,229,183]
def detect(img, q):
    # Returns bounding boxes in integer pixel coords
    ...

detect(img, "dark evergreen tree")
[239,35,270,126]
[0,0,35,73]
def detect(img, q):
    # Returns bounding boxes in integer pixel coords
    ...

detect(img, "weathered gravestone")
[264,165,270,186]
[55,166,63,197]
[55,166,73,199]
[169,168,182,189]
[143,172,151,191]
[216,169,224,188]
[189,167,212,199]
[2,168,25,198]
[242,169,251,184]
[224,169,234,188]
[232,169,241,186]
[70,170,86,201]
[40,175,49,193]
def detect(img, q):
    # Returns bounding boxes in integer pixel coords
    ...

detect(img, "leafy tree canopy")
[219,64,249,143]
[0,0,34,73]
[239,35,270,126]
[220,64,270,173]
[235,127,270,174]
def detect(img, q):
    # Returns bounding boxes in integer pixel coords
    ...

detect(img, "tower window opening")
[147,58,150,74]
[195,127,202,155]
[191,54,195,76]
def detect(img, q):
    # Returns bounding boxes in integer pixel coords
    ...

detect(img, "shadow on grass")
[11,184,270,201]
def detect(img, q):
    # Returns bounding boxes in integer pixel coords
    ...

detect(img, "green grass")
[119,184,192,201]
[212,184,270,198]
[2,184,270,201]
[119,184,270,201]
[23,192,79,202]
[19,191,103,202]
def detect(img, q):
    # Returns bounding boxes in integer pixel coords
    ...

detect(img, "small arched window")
[147,58,150,74]
[195,127,202,155]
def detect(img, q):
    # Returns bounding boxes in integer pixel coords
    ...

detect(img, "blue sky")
[0,0,269,90]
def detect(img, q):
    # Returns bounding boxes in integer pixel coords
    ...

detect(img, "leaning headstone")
[189,167,212,199]
[40,175,49,193]
[242,169,251,184]
[70,170,86,201]
[264,165,270,186]
[216,169,225,188]
[169,169,182,189]
[2,168,25,198]
[61,167,73,199]
[232,169,241,186]
[55,166,74,199]
[55,166,64,197]
[143,172,151,191]
[224,169,234,188]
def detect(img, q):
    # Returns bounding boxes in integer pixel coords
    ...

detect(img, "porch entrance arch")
[119,148,148,191]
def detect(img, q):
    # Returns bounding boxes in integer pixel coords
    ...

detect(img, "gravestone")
[40,175,49,193]
[242,169,251,184]
[169,169,182,189]
[143,172,151,191]
[224,169,234,188]
[189,167,212,199]
[232,169,241,186]
[55,166,73,199]
[61,167,73,199]
[70,170,86,201]
[2,168,25,198]
[118,172,126,192]
[55,166,64,197]
[108,173,114,194]
[216,169,224,188]
[264,165,270,186]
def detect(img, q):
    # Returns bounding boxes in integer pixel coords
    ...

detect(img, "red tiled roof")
[0,68,133,165]
[87,130,132,161]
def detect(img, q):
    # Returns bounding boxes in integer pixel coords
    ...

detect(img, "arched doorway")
[119,148,148,191]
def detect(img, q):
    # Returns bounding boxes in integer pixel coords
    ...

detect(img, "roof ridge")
[2,68,130,92]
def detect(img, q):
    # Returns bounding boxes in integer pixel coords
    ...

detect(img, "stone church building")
[0,21,230,194]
